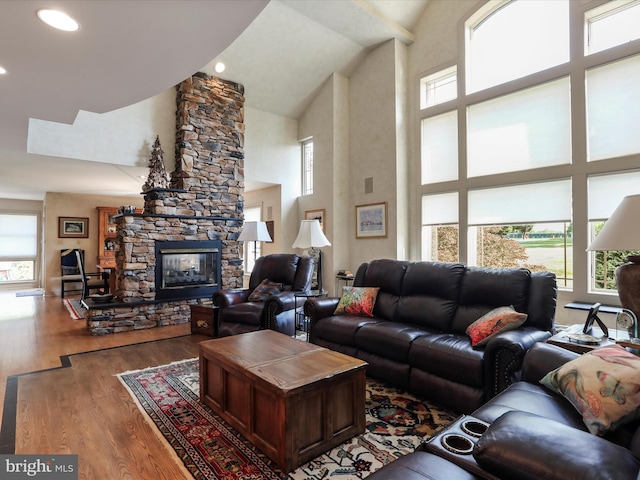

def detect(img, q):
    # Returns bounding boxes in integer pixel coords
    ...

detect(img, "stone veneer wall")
[86,73,245,335]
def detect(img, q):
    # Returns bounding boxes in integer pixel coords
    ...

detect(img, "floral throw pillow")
[248,278,283,302]
[333,287,380,317]
[465,305,528,347]
[540,344,640,436]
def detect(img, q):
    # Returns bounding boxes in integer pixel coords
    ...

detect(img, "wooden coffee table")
[199,329,368,473]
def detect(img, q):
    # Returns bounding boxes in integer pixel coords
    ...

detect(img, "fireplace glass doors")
[155,240,221,300]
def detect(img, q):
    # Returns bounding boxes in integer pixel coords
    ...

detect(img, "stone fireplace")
[85,72,245,335]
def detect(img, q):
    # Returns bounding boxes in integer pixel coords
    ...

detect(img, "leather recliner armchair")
[213,253,315,337]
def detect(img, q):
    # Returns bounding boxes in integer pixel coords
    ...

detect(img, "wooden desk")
[199,330,367,473]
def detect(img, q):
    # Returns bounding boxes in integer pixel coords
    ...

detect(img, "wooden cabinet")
[97,207,119,268]
[97,206,142,268]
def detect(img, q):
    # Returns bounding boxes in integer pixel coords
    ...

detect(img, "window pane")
[0,214,37,256]
[302,140,313,195]
[586,1,640,55]
[587,171,640,292]
[467,0,569,93]
[468,78,571,177]
[468,180,572,226]
[420,66,457,109]
[421,111,458,184]
[422,226,459,262]
[588,170,640,220]
[422,192,458,224]
[0,261,35,282]
[587,54,640,161]
[422,192,459,262]
[469,223,572,287]
[243,206,261,273]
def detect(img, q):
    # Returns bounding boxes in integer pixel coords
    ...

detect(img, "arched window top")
[466,0,569,93]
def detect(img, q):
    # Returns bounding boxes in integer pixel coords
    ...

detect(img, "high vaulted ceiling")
[0,0,428,201]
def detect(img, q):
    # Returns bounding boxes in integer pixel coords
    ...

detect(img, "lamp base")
[615,258,640,322]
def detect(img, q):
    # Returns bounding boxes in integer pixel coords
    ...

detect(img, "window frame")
[417,0,640,307]
[301,138,313,196]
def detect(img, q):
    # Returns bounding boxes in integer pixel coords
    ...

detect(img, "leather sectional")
[366,342,640,480]
[305,259,557,413]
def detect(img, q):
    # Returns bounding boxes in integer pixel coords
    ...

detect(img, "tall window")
[419,0,640,302]
[0,213,38,285]
[243,206,262,274]
[588,171,640,291]
[302,139,313,195]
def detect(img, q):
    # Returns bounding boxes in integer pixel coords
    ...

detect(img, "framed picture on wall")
[305,209,326,231]
[58,217,89,238]
[355,202,387,239]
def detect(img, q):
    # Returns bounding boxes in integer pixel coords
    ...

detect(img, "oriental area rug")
[63,298,86,320]
[117,358,455,479]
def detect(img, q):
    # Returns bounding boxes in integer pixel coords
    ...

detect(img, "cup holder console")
[461,419,489,438]
[441,434,474,455]
[423,415,498,479]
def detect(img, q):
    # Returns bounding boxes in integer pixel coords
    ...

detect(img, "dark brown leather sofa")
[213,253,314,337]
[305,259,557,413]
[367,342,640,480]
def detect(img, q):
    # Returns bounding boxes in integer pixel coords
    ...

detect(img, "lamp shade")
[238,221,272,242]
[292,220,331,249]
[587,194,640,251]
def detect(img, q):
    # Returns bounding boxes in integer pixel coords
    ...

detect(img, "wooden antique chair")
[61,248,84,298]
[75,249,109,299]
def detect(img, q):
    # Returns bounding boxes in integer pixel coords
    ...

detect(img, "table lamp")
[586,194,640,322]
[238,221,272,262]
[292,220,331,292]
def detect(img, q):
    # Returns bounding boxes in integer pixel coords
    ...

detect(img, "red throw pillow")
[465,305,528,347]
[248,279,283,302]
[333,287,380,317]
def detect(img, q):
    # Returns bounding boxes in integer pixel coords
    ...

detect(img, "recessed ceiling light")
[214,62,226,73]
[0,66,6,75]
[36,9,79,32]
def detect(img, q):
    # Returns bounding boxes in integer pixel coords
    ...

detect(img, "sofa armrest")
[304,297,340,320]
[483,327,552,399]
[519,341,580,383]
[213,289,250,308]
[264,291,302,332]
[474,411,640,480]
[266,291,298,313]
[304,297,340,343]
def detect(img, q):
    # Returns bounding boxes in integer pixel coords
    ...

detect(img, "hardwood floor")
[0,291,207,479]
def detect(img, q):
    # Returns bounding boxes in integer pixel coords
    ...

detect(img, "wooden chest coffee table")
[199,329,368,473]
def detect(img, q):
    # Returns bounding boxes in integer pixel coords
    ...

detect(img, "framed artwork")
[266,220,275,243]
[355,202,387,239]
[58,217,89,238]
[305,209,326,231]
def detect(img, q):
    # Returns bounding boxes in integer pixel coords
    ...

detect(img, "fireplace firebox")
[154,240,222,300]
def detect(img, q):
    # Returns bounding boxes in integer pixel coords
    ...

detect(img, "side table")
[294,290,327,341]
[547,324,616,354]
[190,304,219,337]
[335,274,354,295]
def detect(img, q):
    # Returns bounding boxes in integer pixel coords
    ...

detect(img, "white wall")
[28,90,176,170]
[348,39,404,269]
[244,107,300,249]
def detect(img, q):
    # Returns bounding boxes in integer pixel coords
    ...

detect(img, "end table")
[294,290,327,341]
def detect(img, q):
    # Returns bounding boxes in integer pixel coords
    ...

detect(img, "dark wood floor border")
[0,334,192,454]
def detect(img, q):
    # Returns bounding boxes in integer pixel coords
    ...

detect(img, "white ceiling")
[0,0,428,201]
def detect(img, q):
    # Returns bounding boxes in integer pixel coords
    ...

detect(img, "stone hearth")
[85,73,245,335]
